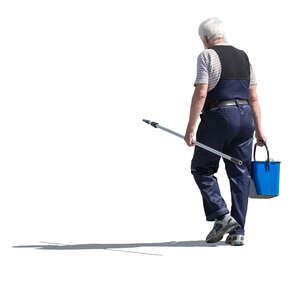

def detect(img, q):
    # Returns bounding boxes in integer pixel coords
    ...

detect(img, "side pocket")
[196,119,205,139]
[249,106,255,130]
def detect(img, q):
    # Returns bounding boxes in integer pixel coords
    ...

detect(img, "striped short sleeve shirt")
[194,43,257,91]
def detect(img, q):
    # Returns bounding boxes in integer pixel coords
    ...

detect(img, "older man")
[184,17,266,246]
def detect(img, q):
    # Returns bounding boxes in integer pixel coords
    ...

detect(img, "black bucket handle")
[253,141,270,171]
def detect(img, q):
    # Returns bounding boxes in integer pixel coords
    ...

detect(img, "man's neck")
[206,39,229,49]
[211,39,227,46]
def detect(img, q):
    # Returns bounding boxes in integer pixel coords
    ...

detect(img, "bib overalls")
[191,45,255,235]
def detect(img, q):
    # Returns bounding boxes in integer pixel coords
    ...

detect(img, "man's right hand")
[255,130,267,146]
[184,127,195,147]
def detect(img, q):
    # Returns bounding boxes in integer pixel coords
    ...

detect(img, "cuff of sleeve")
[194,80,208,86]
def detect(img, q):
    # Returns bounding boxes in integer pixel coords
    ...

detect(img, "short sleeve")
[194,52,209,86]
[249,63,257,85]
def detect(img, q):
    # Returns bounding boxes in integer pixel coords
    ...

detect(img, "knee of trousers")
[191,168,220,192]
[191,161,219,176]
[191,147,220,175]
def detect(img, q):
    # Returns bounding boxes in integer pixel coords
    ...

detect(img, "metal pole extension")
[143,119,243,166]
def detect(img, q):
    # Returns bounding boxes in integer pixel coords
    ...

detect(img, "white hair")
[198,17,226,42]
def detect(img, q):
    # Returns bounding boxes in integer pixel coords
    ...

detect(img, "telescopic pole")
[143,119,243,166]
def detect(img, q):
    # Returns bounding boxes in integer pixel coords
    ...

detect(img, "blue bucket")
[251,142,281,197]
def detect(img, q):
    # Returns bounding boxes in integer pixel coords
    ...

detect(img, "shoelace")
[213,220,224,232]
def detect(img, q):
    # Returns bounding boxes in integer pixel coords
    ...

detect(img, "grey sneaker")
[225,234,245,246]
[206,214,239,243]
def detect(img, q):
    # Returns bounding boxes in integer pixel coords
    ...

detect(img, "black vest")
[203,45,250,111]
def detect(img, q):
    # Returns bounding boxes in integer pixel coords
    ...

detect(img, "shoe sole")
[225,240,244,246]
[225,235,245,246]
[206,223,239,244]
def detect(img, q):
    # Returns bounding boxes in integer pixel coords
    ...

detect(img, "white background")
[0,0,299,299]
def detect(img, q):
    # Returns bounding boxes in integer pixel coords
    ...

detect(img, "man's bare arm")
[184,84,208,146]
[248,85,266,146]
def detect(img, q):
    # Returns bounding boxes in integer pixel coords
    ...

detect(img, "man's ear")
[204,35,210,48]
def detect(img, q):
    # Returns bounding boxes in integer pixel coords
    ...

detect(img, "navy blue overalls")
[191,45,255,235]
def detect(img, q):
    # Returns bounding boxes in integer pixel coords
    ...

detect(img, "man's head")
[198,17,226,48]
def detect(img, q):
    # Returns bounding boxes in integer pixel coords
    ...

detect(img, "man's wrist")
[255,126,263,133]
[187,123,196,132]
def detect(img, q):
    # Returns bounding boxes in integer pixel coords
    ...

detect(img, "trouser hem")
[229,228,245,235]
[206,207,229,221]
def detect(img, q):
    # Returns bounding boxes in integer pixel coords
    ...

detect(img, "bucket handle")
[253,141,270,171]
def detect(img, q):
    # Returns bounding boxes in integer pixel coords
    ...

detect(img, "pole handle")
[231,157,243,165]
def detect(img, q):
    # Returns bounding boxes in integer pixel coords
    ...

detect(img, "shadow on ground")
[13,240,228,254]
